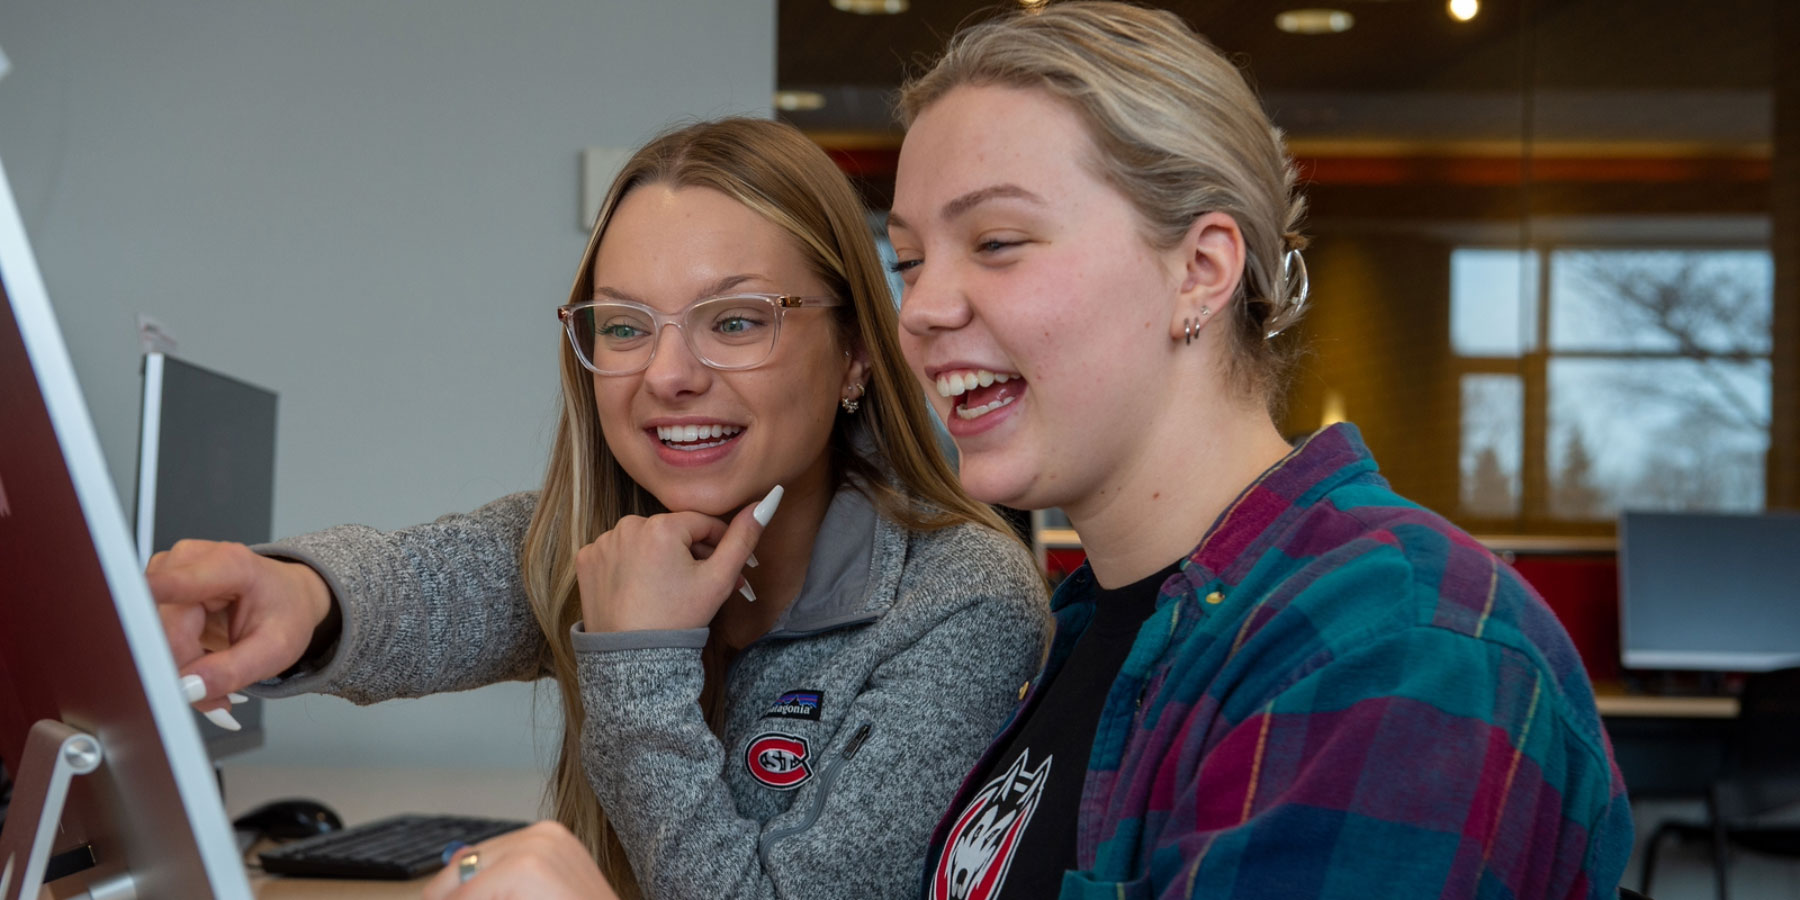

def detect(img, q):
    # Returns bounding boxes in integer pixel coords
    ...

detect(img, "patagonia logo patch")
[762,689,822,721]
[745,732,812,790]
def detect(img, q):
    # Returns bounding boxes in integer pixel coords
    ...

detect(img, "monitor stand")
[0,720,135,900]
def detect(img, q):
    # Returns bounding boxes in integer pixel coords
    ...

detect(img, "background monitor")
[134,350,278,760]
[1619,510,1800,672]
[0,154,253,898]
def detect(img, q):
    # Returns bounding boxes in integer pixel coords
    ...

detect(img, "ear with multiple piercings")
[1182,306,1211,345]
[837,348,867,413]
[1178,246,1311,347]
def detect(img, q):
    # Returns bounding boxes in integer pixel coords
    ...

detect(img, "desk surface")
[251,871,430,898]
[1591,683,1739,718]
[222,764,549,900]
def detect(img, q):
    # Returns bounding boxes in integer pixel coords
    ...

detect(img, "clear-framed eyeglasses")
[557,292,844,376]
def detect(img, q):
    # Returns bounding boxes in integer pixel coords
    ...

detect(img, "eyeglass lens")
[569,296,779,373]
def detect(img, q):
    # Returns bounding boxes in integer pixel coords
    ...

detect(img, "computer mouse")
[232,798,344,840]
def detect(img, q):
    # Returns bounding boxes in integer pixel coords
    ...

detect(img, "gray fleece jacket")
[256,488,1050,900]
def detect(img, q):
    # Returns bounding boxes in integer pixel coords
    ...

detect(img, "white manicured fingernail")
[752,485,784,527]
[203,707,243,731]
[228,693,249,704]
[738,580,757,603]
[180,674,206,704]
[746,552,759,568]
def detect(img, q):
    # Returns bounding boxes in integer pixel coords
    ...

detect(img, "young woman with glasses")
[151,118,1049,900]
[883,4,1632,898]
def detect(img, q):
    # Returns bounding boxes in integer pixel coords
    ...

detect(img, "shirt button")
[1204,590,1225,605]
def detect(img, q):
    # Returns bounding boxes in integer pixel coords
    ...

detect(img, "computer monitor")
[134,351,278,760]
[0,155,253,898]
[1619,510,1800,672]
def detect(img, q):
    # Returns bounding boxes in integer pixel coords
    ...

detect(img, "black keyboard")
[258,813,529,880]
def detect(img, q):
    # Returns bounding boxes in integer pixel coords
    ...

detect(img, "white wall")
[0,0,774,770]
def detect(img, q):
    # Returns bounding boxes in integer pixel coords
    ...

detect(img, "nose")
[639,322,711,398]
[897,261,973,337]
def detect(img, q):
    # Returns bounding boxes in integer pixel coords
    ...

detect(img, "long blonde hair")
[519,117,1011,898]
[899,1,1309,407]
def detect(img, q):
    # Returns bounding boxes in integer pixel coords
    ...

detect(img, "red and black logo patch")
[932,750,1052,900]
[745,732,812,790]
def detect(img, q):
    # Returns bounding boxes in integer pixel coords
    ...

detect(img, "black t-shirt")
[929,562,1178,900]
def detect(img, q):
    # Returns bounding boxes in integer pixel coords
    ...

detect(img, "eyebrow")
[593,273,763,304]
[887,183,1047,233]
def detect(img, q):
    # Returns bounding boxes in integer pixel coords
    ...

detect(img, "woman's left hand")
[421,821,619,900]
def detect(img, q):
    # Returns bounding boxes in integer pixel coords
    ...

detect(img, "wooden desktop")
[252,870,428,899]
[1593,684,1739,719]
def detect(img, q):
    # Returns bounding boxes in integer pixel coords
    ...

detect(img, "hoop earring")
[1183,318,1195,345]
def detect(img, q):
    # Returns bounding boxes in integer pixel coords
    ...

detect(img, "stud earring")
[840,384,864,414]
[1199,306,1211,316]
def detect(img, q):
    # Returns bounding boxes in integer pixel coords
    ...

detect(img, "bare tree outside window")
[1549,250,1771,517]
[1452,246,1772,525]
[1548,252,1771,522]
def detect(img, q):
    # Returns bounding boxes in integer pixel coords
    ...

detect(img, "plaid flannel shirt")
[923,424,1633,899]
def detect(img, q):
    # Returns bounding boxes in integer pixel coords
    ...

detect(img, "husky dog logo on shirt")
[932,750,1052,900]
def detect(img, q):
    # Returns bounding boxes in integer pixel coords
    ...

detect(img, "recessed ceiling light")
[831,0,908,14]
[774,91,826,112]
[1448,0,1479,21]
[1275,9,1354,34]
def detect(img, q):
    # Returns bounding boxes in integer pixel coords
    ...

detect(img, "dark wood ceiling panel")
[777,0,1772,96]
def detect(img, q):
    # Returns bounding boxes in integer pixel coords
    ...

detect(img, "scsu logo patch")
[745,732,812,790]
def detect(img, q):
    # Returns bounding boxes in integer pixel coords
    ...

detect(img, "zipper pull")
[842,723,872,760]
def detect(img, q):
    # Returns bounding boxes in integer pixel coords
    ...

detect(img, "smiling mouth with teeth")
[935,369,1023,421]
[656,423,744,451]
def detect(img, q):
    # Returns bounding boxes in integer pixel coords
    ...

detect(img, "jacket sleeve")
[575,537,1052,900]
[1070,559,1632,900]
[252,491,549,704]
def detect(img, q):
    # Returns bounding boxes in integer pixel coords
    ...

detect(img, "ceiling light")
[1018,0,1049,8]
[1275,9,1354,34]
[831,0,908,14]
[1448,0,1479,21]
[774,91,826,112]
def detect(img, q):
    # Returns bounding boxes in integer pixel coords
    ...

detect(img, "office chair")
[1639,667,1800,899]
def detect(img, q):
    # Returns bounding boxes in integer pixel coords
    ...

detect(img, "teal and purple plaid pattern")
[925,424,1632,899]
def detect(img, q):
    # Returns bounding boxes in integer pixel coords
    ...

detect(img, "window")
[1453,246,1772,524]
